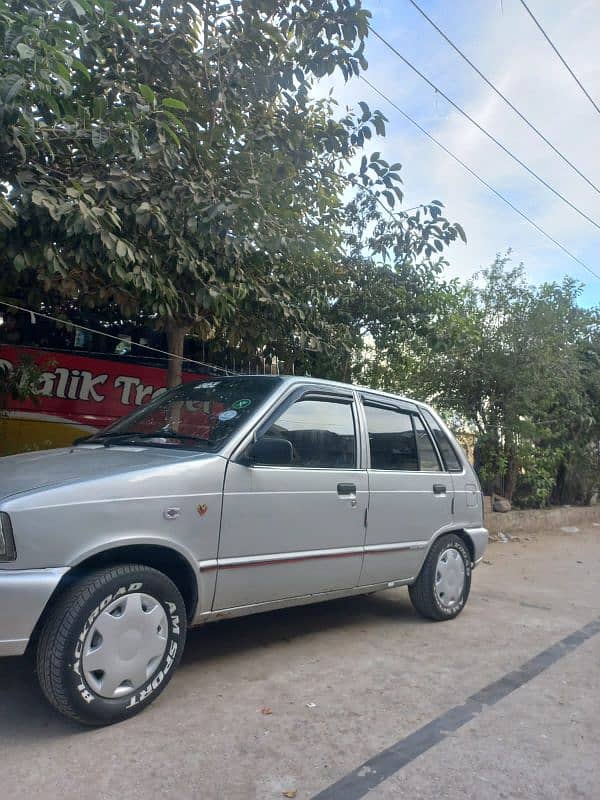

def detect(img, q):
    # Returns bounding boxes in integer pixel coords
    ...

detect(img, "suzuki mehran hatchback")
[0,376,487,725]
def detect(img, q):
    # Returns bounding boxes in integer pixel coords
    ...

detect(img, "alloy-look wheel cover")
[81,593,169,699]
[435,547,466,609]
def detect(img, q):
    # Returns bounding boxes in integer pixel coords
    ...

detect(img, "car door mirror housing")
[245,437,293,466]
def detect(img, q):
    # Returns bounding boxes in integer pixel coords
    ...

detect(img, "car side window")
[414,415,442,471]
[262,397,356,468]
[364,404,418,471]
[421,409,462,472]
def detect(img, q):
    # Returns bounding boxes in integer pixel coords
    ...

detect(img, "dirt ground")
[1,523,599,800]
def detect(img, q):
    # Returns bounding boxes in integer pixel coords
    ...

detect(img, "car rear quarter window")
[413,415,442,471]
[421,409,463,472]
[364,405,419,471]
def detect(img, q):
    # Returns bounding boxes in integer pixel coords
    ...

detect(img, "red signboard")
[0,345,208,431]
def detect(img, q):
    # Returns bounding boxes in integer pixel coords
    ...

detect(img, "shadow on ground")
[0,590,417,742]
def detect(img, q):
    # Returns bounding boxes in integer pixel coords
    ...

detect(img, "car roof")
[213,374,428,410]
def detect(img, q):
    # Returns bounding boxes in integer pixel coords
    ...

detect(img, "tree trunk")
[166,322,188,388]
[504,444,518,503]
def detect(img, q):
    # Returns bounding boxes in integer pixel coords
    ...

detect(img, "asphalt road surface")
[2,523,599,800]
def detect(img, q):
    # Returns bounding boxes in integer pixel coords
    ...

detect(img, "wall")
[484,504,600,535]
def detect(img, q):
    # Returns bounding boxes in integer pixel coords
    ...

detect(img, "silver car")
[0,376,487,725]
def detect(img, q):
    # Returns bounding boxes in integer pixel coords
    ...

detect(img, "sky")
[318,0,600,307]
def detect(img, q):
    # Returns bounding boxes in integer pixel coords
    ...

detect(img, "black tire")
[36,564,187,726]
[409,534,472,621]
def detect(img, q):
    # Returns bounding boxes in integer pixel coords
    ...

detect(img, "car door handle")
[433,484,447,495]
[337,483,357,496]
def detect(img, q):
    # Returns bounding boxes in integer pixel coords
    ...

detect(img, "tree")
[192,177,466,381]
[0,355,44,456]
[385,255,599,506]
[0,0,374,382]
[0,0,466,385]
[549,328,600,505]
[0,355,42,410]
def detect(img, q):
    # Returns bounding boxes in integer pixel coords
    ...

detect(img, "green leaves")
[16,43,35,60]
[0,356,45,414]
[0,0,467,398]
[92,95,107,119]
[138,84,156,106]
[394,255,599,507]
[2,75,26,102]
[372,111,386,137]
[68,0,87,17]
[161,97,188,111]
[358,101,370,122]
[72,58,90,80]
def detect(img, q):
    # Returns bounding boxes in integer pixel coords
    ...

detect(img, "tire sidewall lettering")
[71,580,182,710]
[124,626,179,711]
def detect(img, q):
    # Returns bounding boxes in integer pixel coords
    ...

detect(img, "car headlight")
[0,512,16,561]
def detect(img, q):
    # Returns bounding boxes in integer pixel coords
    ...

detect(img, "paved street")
[2,524,599,800]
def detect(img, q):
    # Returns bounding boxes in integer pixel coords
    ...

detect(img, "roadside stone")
[493,497,512,513]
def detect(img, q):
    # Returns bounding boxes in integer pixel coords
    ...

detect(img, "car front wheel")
[36,563,186,725]
[408,534,472,621]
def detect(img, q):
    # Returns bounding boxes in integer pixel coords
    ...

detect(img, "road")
[2,523,599,799]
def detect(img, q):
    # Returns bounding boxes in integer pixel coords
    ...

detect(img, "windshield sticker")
[218,409,238,422]
[196,381,219,389]
[232,398,252,410]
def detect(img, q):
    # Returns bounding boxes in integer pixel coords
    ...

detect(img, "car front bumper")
[466,527,489,566]
[0,568,67,656]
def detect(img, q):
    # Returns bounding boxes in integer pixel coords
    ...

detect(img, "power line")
[406,0,600,197]
[518,0,600,117]
[0,299,234,374]
[358,75,600,284]
[368,25,600,233]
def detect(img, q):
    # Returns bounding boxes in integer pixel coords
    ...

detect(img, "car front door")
[213,388,368,610]
[359,396,455,586]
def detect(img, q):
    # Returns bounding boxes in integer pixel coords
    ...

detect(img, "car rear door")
[213,387,368,610]
[358,395,455,586]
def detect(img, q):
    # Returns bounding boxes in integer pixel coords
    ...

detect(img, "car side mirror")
[245,437,293,466]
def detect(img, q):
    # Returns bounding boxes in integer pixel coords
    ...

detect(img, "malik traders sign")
[0,344,207,454]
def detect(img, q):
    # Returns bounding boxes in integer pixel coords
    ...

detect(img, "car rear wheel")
[36,563,186,725]
[408,534,471,621]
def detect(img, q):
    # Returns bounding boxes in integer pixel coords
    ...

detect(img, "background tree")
[393,255,600,507]
[0,353,45,456]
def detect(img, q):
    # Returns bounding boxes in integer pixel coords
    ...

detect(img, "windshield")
[82,377,282,451]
